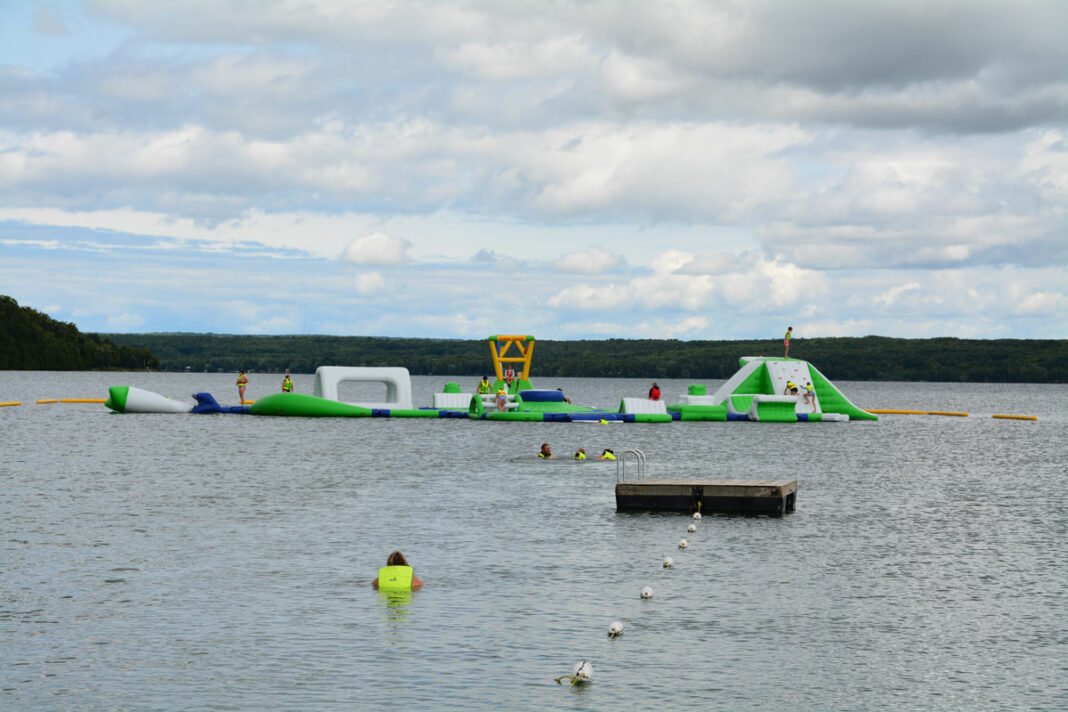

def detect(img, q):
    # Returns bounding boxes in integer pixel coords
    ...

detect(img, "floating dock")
[615,479,797,516]
[613,450,796,515]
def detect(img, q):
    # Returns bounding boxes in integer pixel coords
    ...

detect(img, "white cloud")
[874,282,921,307]
[354,271,385,295]
[553,246,625,274]
[341,233,411,266]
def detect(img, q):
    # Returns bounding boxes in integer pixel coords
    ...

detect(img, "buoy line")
[555,509,705,690]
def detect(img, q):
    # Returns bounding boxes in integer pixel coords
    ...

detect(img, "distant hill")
[0,295,159,370]
[102,332,1067,383]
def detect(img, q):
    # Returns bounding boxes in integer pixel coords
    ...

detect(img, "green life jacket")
[378,565,414,591]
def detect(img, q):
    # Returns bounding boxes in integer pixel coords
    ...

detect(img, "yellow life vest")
[477,381,491,394]
[786,381,796,390]
[600,451,616,461]
[237,374,248,386]
[805,383,814,392]
[282,377,293,392]
[378,565,414,591]
[574,452,587,460]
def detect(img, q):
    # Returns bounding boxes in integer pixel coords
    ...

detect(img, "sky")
[1,0,1065,340]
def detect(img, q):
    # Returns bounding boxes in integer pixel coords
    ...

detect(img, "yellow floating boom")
[60,398,106,404]
[927,411,968,417]
[37,398,59,404]
[866,409,928,414]
[992,414,1037,421]
[0,401,21,407]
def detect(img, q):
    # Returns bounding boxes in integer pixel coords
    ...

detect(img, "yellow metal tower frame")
[488,335,535,382]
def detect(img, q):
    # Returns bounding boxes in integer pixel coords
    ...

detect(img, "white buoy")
[678,538,688,550]
[640,586,653,599]
[687,523,696,533]
[608,621,624,638]
[555,660,594,686]
[663,556,674,568]
[693,512,702,520]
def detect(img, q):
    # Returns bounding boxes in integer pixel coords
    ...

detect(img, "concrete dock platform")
[615,479,797,516]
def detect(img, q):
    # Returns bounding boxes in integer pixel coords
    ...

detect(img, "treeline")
[0,295,160,371]
[102,332,1068,383]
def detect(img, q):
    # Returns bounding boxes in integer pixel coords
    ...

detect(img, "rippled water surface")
[2,371,1066,710]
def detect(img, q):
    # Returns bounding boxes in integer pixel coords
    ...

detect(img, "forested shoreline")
[101,332,1067,383]
[0,296,159,371]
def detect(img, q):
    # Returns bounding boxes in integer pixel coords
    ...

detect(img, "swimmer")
[372,550,424,590]
[574,448,587,460]
[538,443,555,459]
[599,448,616,461]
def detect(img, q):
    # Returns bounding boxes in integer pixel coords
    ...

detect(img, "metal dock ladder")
[616,449,647,482]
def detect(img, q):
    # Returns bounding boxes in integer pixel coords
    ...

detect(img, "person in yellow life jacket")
[803,382,815,408]
[495,387,508,412]
[477,376,491,394]
[236,370,248,403]
[538,443,555,459]
[784,380,798,395]
[574,448,587,460]
[599,448,616,460]
[372,551,423,591]
[281,371,293,392]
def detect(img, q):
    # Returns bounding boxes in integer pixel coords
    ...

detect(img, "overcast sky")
[1,0,1065,339]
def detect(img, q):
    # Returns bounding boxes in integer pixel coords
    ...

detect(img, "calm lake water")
[2,371,1066,711]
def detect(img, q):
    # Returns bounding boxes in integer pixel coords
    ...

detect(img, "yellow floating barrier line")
[866,409,928,414]
[927,411,968,417]
[992,414,1037,421]
[37,398,59,404]
[60,398,107,404]
[0,401,22,407]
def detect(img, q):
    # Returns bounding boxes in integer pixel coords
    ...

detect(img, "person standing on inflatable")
[477,375,491,395]
[648,382,661,400]
[784,326,793,358]
[372,551,424,590]
[281,371,293,392]
[236,370,249,403]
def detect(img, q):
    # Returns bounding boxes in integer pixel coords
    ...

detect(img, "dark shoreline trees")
[0,296,159,371]
[101,332,1067,383]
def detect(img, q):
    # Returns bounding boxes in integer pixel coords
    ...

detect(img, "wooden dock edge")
[615,479,797,516]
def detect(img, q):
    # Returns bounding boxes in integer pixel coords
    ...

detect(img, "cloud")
[341,233,410,266]
[553,246,625,274]
[874,282,922,307]
[354,271,385,295]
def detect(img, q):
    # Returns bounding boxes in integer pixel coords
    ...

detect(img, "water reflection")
[378,589,413,625]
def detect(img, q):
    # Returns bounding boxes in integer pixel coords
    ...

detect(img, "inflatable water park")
[101,335,877,423]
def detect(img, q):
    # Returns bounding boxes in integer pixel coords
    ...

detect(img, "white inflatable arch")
[313,366,413,410]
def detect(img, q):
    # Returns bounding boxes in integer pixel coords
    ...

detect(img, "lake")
[2,371,1066,710]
